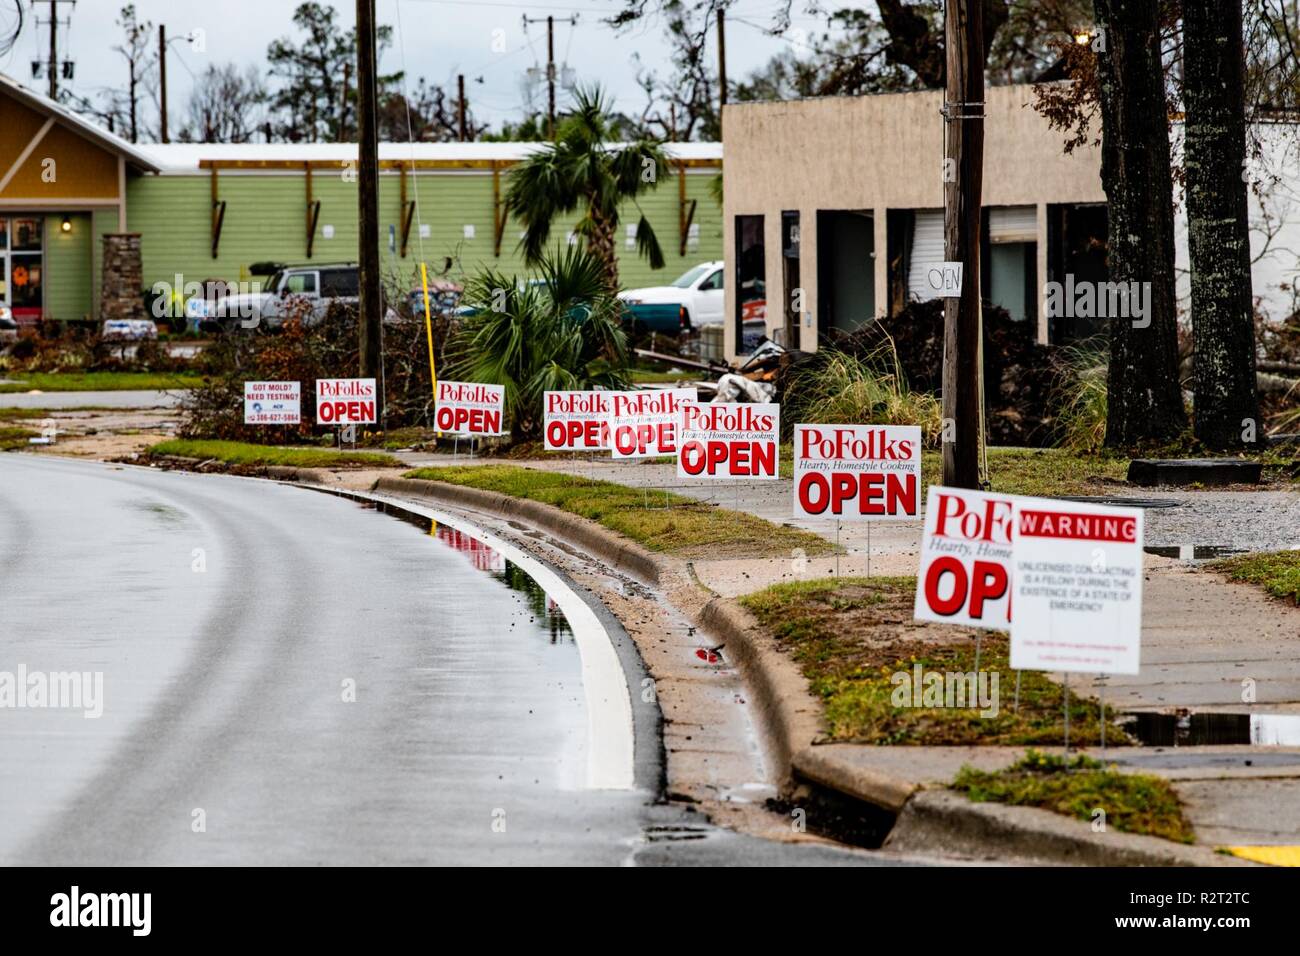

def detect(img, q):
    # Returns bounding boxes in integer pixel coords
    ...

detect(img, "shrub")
[1051,342,1109,453]
[444,246,631,442]
[783,338,943,447]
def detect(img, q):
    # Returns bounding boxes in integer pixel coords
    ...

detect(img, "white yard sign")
[316,378,377,425]
[676,401,780,480]
[244,381,301,425]
[434,380,506,436]
[913,486,1016,631]
[543,390,611,451]
[607,389,698,459]
[1010,499,1144,675]
[793,424,921,521]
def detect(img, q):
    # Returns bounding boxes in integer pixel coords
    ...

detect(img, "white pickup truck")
[618,261,724,330]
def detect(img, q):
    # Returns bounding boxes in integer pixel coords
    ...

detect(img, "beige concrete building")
[721,84,1108,359]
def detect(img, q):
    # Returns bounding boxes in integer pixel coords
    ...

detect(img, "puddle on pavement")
[1143,544,1251,562]
[1122,711,1300,746]
[348,496,573,641]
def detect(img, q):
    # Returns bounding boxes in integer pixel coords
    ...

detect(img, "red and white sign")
[543,390,610,451]
[793,424,920,520]
[607,389,697,459]
[913,486,1016,631]
[435,380,506,436]
[1010,499,1144,675]
[316,378,376,425]
[244,380,301,425]
[676,401,780,479]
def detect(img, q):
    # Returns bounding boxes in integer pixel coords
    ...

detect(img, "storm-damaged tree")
[183,64,269,143]
[504,86,667,291]
[1183,0,1261,450]
[1092,0,1187,446]
[112,4,155,143]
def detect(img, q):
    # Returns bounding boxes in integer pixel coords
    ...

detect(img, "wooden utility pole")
[717,7,728,109]
[941,0,985,489]
[158,25,168,143]
[356,0,382,392]
[457,73,466,142]
[48,0,59,100]
[524,14,576,139]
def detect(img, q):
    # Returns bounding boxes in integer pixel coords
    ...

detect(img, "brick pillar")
[100,233,144,321]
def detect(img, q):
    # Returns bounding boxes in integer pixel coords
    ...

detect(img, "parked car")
[618,261,724,331]
[0,306,17,345]
[101,318,159,341]
[203,263,361,332]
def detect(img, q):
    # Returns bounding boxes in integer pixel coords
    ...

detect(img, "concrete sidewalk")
[390,452,1300,854]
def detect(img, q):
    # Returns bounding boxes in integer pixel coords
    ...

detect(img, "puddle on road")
[1143,544,1249,563]
[348,497,573,642]
[1122,711,1300,746]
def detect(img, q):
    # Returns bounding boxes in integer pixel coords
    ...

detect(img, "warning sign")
[244,381,301,425]
[543,390,610,451]
[316,378,376,425]
[676,401,780,479]
[1010,499,1144,675]
[913,486,1016,631]
[435,380,506,436]
[607,389,697,459]
[793,424,920,520]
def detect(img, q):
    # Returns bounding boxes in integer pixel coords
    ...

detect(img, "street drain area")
[1143,544,1250,562]
[1121,711,1300,746]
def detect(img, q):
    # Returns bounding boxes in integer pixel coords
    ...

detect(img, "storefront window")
[12,218,42,251]
[2,217,44,315]
[734,215,765,354]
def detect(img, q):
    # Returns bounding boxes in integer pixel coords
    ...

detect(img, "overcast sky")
[0,0,837,137]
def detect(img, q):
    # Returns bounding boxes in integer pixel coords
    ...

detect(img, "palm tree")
[446,245,631,442]
[505,86,667,291]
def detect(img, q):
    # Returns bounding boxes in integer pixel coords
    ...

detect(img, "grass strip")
[952,750,1194,843]
[403,463,832,558]
[148,439,402,469]
[1209,549,1300,605]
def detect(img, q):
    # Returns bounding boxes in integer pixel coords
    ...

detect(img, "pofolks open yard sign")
[244,381,301,425]
[607,389,697,459]
[435,380,506,436]
[543,390,610,451]
[793,424,920,520]
[316,378,376,425]
[676,402,780,479]
[1010,499,1144,675]
[913,486,1015,631]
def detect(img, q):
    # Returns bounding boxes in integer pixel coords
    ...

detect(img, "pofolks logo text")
[913,486,1015,631]
[435,380,505,436]
[607,389,697,459]
[544,390,611,451]
[677,401,780,480]
[793,424,921,521]
[316,378,376,425]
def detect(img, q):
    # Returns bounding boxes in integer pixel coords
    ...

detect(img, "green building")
[0,73,723,324]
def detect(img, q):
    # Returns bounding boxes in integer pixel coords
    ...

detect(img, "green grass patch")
[1209,549,1300,606]
[0,372,205,392]
[148,439,402,469]
[740,576,1129,745]
[0,406,61,420]
[953,750,1194,843]
[0,426,39,450]
[402,463,832,558]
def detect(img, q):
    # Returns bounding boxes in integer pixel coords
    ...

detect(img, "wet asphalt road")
[0,455,909,866]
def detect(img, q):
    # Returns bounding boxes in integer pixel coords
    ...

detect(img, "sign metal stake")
[1014,669,1022,713]
[835,520,841,578]
[1099,674,1106,757]
[1063,672,1071,757]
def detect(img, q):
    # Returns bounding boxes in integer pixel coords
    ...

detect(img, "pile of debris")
[824,299,1064,447]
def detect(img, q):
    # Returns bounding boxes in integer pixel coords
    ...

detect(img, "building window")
[780,211,801,349]
[734,215,765,354]
[985,206,1037,325]
[2,217,43,316]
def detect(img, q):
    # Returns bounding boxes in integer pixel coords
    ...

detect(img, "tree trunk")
[1093,0,1187,447]
[1183,0,1261,450]
[587,203,620,292]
